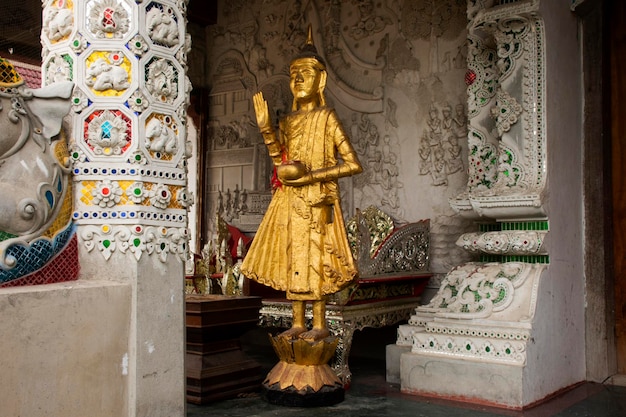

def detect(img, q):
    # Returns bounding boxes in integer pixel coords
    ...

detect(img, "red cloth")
[227,224,252,259]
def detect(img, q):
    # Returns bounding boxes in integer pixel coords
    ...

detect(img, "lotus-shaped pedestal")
[262,334,344,407]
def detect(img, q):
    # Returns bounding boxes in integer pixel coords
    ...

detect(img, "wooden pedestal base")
[185,295,263,404]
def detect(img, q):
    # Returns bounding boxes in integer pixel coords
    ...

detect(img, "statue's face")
[289,59,322,103]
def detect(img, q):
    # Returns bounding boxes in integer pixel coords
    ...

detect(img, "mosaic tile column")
[41,1,191,415]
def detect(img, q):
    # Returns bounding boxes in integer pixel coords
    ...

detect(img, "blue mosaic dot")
[45,190,54,207]
[121,212,127,218]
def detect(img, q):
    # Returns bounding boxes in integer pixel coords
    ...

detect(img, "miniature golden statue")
[241,29,362,343]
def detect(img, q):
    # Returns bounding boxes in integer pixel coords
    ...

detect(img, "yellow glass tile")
[43,178,73,239]
[117,180,135,205]
[170,185,183,209]
[0,57,24,87]
[80,181,96,205]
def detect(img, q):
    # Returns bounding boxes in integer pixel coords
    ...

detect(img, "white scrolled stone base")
[385,343,411,384]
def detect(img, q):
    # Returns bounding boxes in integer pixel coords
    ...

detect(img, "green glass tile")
[0,231,17,242]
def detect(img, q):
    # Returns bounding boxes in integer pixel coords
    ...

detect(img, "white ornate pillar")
[396,0,583,408]
[41,1,192,415]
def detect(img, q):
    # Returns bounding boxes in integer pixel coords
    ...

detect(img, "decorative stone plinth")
[262,336,344,407]
[395,261,548,408]
[401,353,526,407]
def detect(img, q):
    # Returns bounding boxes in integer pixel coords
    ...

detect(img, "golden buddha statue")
[241,28,362,343]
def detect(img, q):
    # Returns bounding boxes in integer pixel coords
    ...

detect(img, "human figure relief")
[242,28,362,342]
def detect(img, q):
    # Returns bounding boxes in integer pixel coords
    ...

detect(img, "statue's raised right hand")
[253,92,272,134]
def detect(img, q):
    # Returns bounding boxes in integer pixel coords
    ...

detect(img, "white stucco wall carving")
[204,0,473,270]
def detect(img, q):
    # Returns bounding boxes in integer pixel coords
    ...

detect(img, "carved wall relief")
[204,50,268,233]
[418,102,466,186]
[399,0,467,76]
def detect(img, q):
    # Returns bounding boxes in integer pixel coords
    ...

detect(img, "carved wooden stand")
[185,295,263,404]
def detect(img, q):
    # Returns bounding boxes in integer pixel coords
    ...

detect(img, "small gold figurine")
[241,27,362,343]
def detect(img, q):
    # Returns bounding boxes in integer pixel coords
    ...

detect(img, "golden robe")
[241,107,360,300]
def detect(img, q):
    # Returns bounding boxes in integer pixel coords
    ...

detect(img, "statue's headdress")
[291,26,326,70]
[0,57,24,88]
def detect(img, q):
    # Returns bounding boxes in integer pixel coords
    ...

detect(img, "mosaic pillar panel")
[41,1,191,415]
[42,0,192,263]
[450,0,547,221]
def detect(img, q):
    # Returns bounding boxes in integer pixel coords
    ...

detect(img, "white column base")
[400,351,526,408]
[386,343,411,384]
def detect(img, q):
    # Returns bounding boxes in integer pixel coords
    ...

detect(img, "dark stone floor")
[187,327,626,417]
